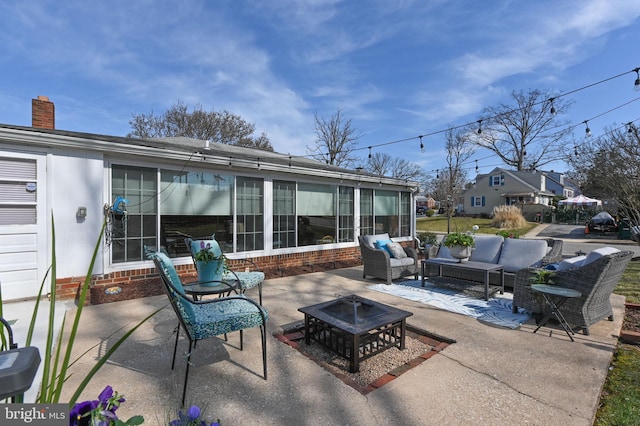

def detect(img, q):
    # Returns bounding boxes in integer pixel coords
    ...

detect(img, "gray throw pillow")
[386,242,407,259]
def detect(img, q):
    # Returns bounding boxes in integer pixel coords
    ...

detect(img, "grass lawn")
[595,259,640,425]
[416,215,538,236]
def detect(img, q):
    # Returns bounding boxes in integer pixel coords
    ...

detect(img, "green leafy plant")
[442,232,475,248]
[531,269,555,285]
[417,232,438,247]
[496,230,520,239]
[193,241,227,277]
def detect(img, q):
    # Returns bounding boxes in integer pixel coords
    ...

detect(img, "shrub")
[417,232,438,246]
[425,209,435,217]
[491,205,528,229]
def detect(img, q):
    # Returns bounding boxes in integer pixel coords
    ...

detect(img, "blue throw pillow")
[375,239,394,256]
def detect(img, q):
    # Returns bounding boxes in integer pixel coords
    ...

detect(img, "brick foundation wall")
[57,245,368,305]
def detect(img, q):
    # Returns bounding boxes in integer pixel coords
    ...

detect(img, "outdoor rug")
[367,279,531,329]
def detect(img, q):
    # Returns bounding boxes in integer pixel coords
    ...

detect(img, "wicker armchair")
[512,250,634,335]
[359,234,419,284]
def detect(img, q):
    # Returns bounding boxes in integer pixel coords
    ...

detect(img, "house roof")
[0,123,415,189]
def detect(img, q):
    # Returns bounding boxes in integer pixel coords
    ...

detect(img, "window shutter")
[471,197,475,207]
[481,196,486,206]
[489,177,493,187]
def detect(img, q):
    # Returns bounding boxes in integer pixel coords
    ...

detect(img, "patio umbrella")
[558,195,602,208]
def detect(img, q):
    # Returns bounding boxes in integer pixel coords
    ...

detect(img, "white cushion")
[556,255,587,271]
[497,238,548,273]
[361,233,390,249]
[469,235,503,263]
[582,247,620,266]
[390,257,415,267]
[386,242,408,258]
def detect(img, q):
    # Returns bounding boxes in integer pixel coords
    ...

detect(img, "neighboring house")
[0,97,418,302]
[462,167,562,216]
[415,195,436,210]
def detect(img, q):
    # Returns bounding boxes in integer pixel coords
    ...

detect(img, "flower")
[169,405,220,426]
[70,386,143,426]
[194,241,225,263]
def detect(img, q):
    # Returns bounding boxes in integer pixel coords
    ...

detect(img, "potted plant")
[417,232,439,258]
[442,232,475,262]
[194,241,227,285]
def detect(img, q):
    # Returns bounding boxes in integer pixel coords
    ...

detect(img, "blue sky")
[1,0,639,176]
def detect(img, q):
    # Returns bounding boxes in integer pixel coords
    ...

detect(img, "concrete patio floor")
[53,263,626,426]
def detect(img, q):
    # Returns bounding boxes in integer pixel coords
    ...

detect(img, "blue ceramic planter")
[196,260,223,285]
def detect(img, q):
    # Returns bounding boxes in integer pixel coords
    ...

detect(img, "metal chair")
[150,251,268,405]
[185,236,264,305]
[1,317,41,402]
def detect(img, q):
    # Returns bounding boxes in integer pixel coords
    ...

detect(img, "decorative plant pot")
[449,245,472,262]
[196,260,223,286]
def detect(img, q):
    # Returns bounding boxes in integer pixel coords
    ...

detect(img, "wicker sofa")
[359,233,419,284]
[426,235,563,289]
[512,248,634,335]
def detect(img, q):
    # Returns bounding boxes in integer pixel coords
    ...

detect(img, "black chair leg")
[182,339,194,406]
[258,283,263,306]
[171,323,180,370]
[261,325,267,380]
[239,330,244,350]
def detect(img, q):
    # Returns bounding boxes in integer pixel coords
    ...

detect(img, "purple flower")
[69,400,98,426]
[97,386,113,406]
[187,405,201,420]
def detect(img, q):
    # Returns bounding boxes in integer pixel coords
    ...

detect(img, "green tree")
[128,101,274,151]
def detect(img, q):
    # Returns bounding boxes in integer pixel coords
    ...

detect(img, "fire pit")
[298,295,413,373]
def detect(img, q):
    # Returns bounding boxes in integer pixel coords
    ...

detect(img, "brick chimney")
[32,95,55,129]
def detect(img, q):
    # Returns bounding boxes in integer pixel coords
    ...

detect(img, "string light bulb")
[574,145,579,156]
[634,68,640,92]
[477,119,483,134]
[419,135,425,153]
[549,98,556,114]
[368,146,372,159]
[475,160,479,173]
[584,121,592,137]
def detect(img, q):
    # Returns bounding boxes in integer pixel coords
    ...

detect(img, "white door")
[0,152,47,301]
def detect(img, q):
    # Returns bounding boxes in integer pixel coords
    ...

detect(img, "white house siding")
[48,150,105,278]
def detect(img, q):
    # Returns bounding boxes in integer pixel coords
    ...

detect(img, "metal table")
[531,284,582,341]
[183,279,239,301]
[421,258,504,300]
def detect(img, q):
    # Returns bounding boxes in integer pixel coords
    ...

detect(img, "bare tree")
[365,152,426,181]
[569,124,640,226]
[128,101,274,151]
[473,89,572,170]
[309,110,360,167]
[434,128,475,230]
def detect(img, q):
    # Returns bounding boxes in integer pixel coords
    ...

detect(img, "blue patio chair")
[149,251,268,405]
[185,236,265,305]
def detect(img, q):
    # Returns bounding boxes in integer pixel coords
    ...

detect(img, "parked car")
[587,212,618,233]
[416,206,427,215]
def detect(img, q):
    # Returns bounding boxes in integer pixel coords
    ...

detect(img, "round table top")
[530,284,581,298]
[184,280,238,296]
